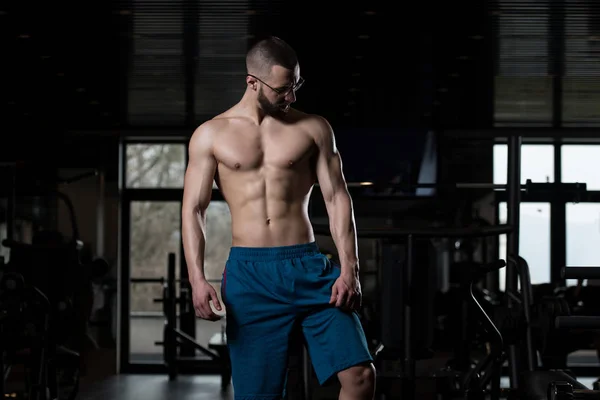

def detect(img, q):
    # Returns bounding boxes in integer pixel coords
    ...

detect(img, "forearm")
[326,191,359,274]
[181,206,208,283]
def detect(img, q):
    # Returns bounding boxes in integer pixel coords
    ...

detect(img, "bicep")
[315,123,347,202]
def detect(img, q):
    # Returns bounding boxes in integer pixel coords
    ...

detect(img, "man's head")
[245,36,304,115]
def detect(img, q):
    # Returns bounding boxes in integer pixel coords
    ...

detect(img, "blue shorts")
[221,241,373,400]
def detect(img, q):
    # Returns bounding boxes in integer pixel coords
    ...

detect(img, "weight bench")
[208,332,231,391]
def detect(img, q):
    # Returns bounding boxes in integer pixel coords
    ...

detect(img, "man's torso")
[209,109,319,248]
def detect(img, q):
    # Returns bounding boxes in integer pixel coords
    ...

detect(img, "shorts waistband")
[228,241,320,262]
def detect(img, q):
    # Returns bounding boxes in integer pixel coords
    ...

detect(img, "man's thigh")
[226,312,295,400]
[223,259,297,400]
[301,306,373,386]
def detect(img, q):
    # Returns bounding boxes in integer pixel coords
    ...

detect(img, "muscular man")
[182,36,375,400]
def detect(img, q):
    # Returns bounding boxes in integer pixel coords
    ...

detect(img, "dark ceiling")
[2,1,492,167]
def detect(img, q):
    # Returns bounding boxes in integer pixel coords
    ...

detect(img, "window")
[561,145,600,190]
[129,201,181,360]
[194,4,248,119]
[562,3,600,127]
[494,77,553,126]
[498,202,551,291]
[493,1,552,126]
[126,144,186,189]
[493,144,554,185]
[127,2,185,126]
[562,79,600,127]
[565,203,600,286]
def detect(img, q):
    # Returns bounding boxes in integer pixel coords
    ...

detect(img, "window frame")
[492,139,600,293]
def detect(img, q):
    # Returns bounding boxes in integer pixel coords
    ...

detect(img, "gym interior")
[2,1,600,400]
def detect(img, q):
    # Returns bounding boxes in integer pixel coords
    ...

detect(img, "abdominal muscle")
[230,207,315,248]
[219,171,316,248]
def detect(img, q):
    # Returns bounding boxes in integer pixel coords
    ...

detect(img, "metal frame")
[494,141,600,287]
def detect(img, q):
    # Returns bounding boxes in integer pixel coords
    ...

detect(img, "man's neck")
[237,90,268,125]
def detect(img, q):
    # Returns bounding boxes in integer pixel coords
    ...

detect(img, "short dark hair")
[246,36,298,78]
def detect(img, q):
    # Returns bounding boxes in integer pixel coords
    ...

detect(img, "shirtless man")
[181,36,375,400]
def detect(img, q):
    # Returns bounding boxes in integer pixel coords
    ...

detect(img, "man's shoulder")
[296,112,334,147]
[190,114,239,142]
[188,117,229,155]
[289,109,333,137]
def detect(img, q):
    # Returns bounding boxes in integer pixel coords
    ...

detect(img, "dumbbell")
[548,381,600,400]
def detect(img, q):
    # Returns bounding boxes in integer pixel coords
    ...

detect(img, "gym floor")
[75,351,599,400]
[77,373,599,400]
[78,375,233,400]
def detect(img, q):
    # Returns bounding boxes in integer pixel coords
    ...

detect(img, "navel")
[266,218,271,225]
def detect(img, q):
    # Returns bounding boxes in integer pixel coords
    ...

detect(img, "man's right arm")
[181,123,217,285]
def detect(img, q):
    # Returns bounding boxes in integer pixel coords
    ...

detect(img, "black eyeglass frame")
[247,74,305,96]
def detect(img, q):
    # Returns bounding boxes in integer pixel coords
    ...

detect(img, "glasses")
[248,74,305,96]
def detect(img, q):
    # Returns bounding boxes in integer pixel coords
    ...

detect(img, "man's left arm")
[313,117,359,277]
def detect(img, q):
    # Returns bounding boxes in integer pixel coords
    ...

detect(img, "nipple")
[288,160,294,166]
[234,162,241,169]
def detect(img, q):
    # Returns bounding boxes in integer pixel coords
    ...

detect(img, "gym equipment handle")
[555,316,600,329]
[561,267,600,280]
[480,259,506,274]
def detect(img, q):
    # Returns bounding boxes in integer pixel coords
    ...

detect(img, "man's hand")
[330,271,362,312]
[191,279,223,321]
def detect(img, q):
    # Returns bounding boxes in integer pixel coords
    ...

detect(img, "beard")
[258,87,290,116]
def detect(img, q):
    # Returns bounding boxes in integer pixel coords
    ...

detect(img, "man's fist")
[330,272,362,312]
[191,279,223,321]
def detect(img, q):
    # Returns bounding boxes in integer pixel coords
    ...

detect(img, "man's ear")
[246,75,258,90]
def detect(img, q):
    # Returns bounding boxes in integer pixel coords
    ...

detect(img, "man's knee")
[338,362,376,392]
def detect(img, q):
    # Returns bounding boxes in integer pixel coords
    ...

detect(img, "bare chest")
[214,131,315,171]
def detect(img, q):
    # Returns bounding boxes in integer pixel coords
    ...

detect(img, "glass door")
[128,200,182,364]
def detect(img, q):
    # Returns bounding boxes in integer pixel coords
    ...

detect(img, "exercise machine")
[0,252,82,400]
[141,253,230,389]
[0,166,108,400]
[548,381,600,400]
[358,223,513,400]
[433,259,508,400]
[541,266,600,400]
[474,257,600,400]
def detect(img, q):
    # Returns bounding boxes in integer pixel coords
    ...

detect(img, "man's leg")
[301,307,376,400]
[337,362,377,400]
[223,257,296,400]
[291,251,375,400]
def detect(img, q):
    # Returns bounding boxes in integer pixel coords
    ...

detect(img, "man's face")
[255,64,304,116]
